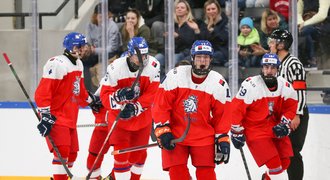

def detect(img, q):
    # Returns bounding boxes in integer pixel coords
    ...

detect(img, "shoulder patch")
[286,82,290,87]
[49,57,55,61]
[219,79,225,86]
[245,77,252,82]
[151,61,158,68]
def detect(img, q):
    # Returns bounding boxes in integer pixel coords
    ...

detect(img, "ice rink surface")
[0,107,329,179]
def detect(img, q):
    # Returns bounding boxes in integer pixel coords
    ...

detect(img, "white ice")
[0,109,329,179]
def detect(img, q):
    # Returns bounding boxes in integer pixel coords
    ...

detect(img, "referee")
[268,29,309,180]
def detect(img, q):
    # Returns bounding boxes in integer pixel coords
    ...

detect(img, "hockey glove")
[154,123,176,150]
[119,102,143,120]
[37,110,56,137]
[230,125,246,149]
[215,134,230,164]
[273,116,291,138]
[114,87,137,102]
[88,91,103,113]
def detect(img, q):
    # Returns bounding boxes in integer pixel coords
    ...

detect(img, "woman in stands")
[203,0,229,67]
[259,9,288,52]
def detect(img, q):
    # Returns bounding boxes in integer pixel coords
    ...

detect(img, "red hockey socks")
[196,166,216,180]
[169,164,190,180]
[52,146,70,180]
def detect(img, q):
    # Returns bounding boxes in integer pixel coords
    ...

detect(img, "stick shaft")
[239,147,252,180]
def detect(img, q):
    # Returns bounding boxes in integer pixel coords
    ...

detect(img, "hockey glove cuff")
[114,87,137,102]
[154,123,176,150]
[37,108,56,137]
[119,102,143,120]
[87,91,103,113]
[230,125,246,149]
[215,134,230,164]
[273,116,291,138]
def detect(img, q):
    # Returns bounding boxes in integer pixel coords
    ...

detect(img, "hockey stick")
[86,47,145,180]
[111,114,191,155]
[77,123,107,128]
[239,147,252,180]
[2,53,79,179]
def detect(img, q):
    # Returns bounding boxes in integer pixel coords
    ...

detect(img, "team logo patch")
[268,101,274,116]
[73,76,81,95]
[48,69,53,75]
[183,95,198,113]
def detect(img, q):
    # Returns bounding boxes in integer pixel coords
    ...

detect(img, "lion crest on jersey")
[73,76,80,95]
[183,95,198,113]
[268,101,274,115]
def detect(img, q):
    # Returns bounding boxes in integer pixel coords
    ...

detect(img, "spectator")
[203,0,229,66]
[259,9,288,51]
[270,0,289,22]
[155,0,206,70]
[246,0,269,8]
[120,9,156,55]
[297,0,330,70]
[237,17,264,67]
[84,3,121,92]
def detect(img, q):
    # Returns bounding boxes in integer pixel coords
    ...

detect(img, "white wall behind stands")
[0,108,330,179]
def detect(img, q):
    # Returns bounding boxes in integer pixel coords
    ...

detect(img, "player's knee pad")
[265,156,283,175]
[87,152,104,170]
[129,150,147,164]
[196,166,216,180]
[281,157,290,170]
[68,152,77,168]
[169,164,190,180]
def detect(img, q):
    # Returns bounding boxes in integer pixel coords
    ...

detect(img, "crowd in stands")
[81,0,330,92]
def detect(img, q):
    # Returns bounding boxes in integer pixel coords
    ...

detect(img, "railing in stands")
[0,0,78,29]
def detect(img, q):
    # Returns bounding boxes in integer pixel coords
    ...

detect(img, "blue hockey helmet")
[190,40,214,58]
[63,32,87,53]
[260,53,281,68]
[190,40,214,76]
[127,37,149,56]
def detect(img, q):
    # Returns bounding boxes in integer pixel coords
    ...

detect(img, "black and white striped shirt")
[278,53,307,115]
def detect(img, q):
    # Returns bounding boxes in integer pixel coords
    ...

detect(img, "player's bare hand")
[290,115,301,131]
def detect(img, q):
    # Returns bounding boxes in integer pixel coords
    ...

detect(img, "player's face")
[80,44,91,59]
[193,54,211,69]
[130,54,148,66]
[262,65,277,77]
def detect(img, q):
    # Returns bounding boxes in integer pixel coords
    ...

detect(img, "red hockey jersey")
[35,55,89,128]
[100,56,160,131]
[231,75,298,141]
[152,66,231,146]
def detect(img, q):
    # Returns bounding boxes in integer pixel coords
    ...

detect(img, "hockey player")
[152,40,231,180]
[231,53,298,180]
[86,86,111,180]
[268,29,309,180]
[99,37,160,179]
[35,32,101,180]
